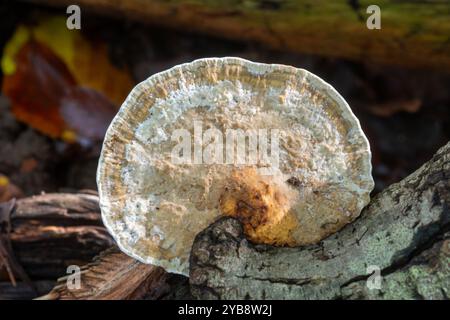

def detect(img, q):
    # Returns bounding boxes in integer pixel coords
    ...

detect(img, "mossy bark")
[24,0,450,71]
[189,142,450,299]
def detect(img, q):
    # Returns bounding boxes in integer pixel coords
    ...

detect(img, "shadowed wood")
[21,0,450,71]
[39,247,176,300]
[6,192,114,279]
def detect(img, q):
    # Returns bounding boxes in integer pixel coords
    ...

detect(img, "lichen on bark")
[189,142,450,299]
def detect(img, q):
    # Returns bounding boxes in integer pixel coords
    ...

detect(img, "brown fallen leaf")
[1,16,134,144]
[2,40,76,138]
[60,87,116,145]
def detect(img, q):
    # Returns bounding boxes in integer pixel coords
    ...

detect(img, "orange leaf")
[2,16,135,143]
[2,40,77,138]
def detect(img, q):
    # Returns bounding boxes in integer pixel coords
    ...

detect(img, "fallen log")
[0,192,189,300]
[0,192,115,298]
[39,247,191,300]
[40,141,450,300]
[189,141,450,299]
[22,0,450,71]
[4,141,449,299]
[4,192,114,279]
[0,280,54,300]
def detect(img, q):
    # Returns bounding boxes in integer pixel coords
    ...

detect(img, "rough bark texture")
[23,0,450,71]
[0,192,191,300]
[39,247,191,300]
[2,144,449,299]
[0,280,54,300]
[6,192,114,279]
[189,142,450,299]
[0,192,115,298]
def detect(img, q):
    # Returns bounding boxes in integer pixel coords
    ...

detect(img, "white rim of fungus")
[97,57,374,275]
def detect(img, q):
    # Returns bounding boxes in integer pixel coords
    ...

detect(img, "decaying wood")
[189,142,450,299]
[0,192,115,298]
[0,199,34,290]
[3,146,449,299]
[0,192,190,300]
[0,280,54,300]
[39,247,190,300]
[23,0,450,71]
[5,192,114,279]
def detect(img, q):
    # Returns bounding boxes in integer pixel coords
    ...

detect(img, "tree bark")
[0,192,190,300]
[0,280,54,300]
[0,192,114,298]
[3,142,449,299]
[22,0,450,71]
[5,192,114,279]
[189,142,450,299]
[39,247,191,300]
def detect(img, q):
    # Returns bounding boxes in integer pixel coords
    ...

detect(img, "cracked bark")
[39,247,191,300]
[0,192,190,300]
[3,192,114,279]
[0,192,114,299]
[189,142,450,299]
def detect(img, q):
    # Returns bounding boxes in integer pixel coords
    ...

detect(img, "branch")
[21,0,450,71]
[189,142,450,299]
[6,140,449,300]
[0,192,190,300]
[39,247,190,300]
[6,192,114,279]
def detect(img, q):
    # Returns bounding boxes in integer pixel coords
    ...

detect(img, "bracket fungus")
[97,57,374,276]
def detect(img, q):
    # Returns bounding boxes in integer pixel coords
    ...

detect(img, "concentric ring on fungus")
[97,57,374,276]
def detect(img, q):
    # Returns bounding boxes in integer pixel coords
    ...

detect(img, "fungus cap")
[97,57,374,275]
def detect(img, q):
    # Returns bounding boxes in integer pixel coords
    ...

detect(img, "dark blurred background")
[1,1,449,200]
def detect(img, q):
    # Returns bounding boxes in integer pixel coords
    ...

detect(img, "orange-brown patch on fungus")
[219,167,298,246]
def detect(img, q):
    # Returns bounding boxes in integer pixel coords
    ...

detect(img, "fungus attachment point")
[220,167,299,246]
[97,57,374,275]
